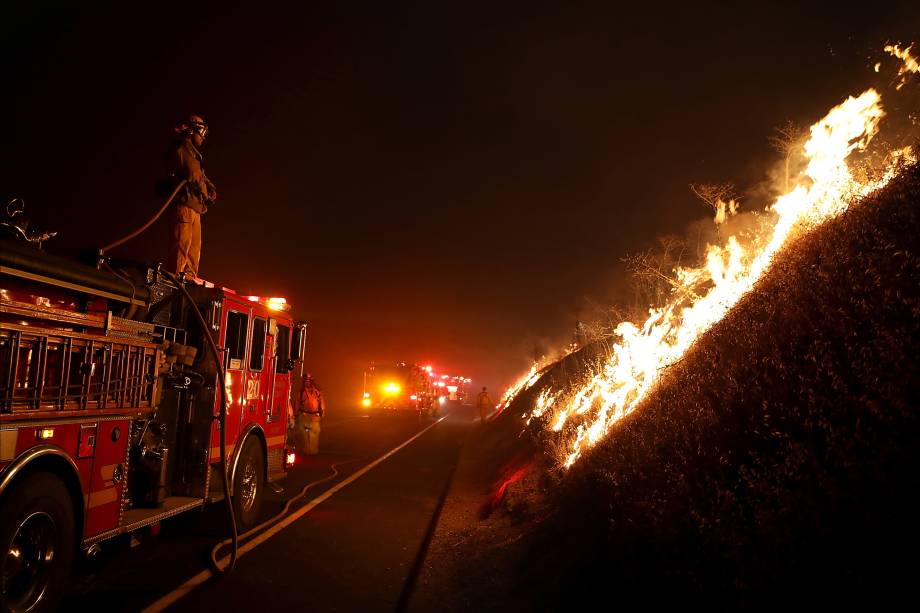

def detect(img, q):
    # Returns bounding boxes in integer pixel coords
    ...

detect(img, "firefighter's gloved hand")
[204,177,217,202]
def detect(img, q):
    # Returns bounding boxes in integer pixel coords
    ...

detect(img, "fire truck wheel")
[232,437,264,531]
[0,472,75,613]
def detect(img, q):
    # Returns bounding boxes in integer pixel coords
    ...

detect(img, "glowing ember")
[517,44,917,469]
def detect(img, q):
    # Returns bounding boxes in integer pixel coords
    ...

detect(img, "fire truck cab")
[0,238,305,611]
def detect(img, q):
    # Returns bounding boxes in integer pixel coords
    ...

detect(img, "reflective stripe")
[208,443,234,459]
[265,435,285,448]
[0,429,17,461]
[87,487,118,509]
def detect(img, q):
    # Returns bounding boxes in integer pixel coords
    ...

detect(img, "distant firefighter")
[161,114,216,278]
[477,386,493,423]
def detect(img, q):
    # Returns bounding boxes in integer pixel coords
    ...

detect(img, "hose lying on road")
[160,269,239,576]
[162,271,358,576]
[209,458,359,571]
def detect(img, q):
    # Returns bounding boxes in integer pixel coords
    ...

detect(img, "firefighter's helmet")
[175,114,208,138]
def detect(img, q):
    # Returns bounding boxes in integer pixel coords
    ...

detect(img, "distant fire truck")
[362,362,437,418]
[433,374,472,404]
[0,237,305,611]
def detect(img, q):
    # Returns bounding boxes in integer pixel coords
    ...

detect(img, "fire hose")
[208,458,359,571]
[97,181,343,575]
[98,179,188,257]
[160,269,239,576]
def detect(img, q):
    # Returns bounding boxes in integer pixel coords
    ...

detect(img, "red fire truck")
[0,237,305,611]
[361,362,438,418]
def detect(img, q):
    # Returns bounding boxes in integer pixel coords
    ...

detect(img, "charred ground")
[412,160,920,610]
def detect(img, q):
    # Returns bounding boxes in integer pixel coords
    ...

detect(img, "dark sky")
[2,1,918,406]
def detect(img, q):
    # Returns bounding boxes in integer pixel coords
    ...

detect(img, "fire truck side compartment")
[2,243,296,553]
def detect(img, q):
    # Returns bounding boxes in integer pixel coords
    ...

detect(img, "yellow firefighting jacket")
[168,138,216,214]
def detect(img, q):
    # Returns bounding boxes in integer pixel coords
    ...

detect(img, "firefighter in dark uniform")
[165,114,216,278]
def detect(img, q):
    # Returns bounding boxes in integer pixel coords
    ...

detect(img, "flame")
[525,387,558,426]
[884,43,920,90]
[517,51,917,469]
[497,364,542,412]
[713,198,739,225]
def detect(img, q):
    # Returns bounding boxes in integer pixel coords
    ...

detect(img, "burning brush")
[503,42,920,469]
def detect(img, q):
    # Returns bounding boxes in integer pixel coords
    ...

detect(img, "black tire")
[232,437,264,531]
[0,472,76,613]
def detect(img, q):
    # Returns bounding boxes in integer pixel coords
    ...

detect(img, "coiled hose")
[160,269,238,575]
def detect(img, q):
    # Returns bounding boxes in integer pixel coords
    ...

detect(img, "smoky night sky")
[2,2,918,406]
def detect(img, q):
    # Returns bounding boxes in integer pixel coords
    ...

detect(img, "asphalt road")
[62,402,477,612]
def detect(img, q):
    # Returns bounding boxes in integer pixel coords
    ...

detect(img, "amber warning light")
[245,296,291,312]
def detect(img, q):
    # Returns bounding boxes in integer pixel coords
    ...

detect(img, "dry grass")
[473,159,920,609]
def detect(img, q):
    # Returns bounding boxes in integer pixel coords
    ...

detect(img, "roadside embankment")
[413,159,920,610]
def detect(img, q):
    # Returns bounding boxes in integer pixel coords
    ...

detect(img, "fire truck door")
[243,316,272,422]
[269,323,292,424]
[263,322,276,421]
[216,304,250,460]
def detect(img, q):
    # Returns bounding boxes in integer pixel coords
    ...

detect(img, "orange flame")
[497,364,542,413]
[515,45,917,469]
[884,43,920,90]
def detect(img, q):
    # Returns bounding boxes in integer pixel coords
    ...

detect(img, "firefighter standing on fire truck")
[164,114,216,278]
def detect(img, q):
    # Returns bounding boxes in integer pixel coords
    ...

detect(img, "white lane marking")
[141,416,447,613]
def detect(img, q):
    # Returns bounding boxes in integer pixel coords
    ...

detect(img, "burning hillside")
[411,45,920,610]
[531,82,915,468]
[414,137,920,613]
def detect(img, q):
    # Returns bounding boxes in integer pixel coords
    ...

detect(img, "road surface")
[62,402,478,611]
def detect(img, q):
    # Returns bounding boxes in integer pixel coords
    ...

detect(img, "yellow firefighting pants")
[169,205,201,277]
[291,413,321,455]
